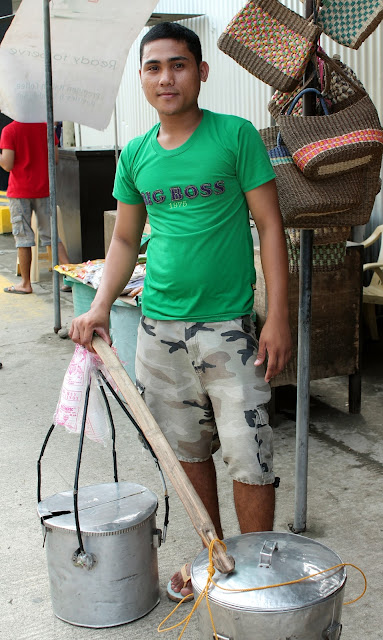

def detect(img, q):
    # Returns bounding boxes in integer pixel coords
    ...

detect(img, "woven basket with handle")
[217,0,321,92]
[260,125,374,228]
[277,53,383,182]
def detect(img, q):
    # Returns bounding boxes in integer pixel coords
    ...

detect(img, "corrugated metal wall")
[79,0,383,232]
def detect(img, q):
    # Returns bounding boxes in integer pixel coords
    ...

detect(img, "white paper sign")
[0,0,157,130]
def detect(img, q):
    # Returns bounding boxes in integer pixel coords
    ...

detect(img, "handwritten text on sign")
[0,0,157,130]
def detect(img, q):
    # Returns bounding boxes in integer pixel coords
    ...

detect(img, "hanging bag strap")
[277,47,366,120]
[316,48,367,98]
[286,87,330,116]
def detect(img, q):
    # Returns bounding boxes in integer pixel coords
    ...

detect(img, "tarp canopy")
[0,0,158,130]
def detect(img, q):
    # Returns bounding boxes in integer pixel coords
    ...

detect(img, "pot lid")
[37,482,158,535]
[191,532,346,612]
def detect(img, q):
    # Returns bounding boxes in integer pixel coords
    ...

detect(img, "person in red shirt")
[0,121,69,294]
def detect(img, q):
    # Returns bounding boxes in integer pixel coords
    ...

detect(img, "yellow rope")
[158,539,367,640]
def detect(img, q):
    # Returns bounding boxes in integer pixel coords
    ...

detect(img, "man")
[69,23,292,601]
[0,121,69,294]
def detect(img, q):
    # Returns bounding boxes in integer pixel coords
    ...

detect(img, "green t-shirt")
[113,109,275,321]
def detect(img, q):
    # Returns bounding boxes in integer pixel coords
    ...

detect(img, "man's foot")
[4,285,33,295]
[167,563,193,602]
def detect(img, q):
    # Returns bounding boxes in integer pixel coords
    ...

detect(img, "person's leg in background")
[4,198,34,294]
[16,246,33,293]
[34,197,69,264]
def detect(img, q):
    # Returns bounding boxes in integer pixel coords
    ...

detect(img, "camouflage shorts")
[135,315,274,486]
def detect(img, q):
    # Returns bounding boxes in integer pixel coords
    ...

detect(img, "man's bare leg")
[14,247,33,293]
[170,457,222,596]
[233,481,275,533]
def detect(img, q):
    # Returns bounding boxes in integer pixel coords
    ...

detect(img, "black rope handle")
[37,368,170,545]
[37,377,118,506]
[73,381,91,553]
[37,381,91,555]
[37,423,56,504]
[96,373,118,483]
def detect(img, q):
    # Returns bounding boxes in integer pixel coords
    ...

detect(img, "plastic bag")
[53,344,117,445]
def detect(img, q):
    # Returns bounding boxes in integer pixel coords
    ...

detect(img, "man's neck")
[157,107,203,150]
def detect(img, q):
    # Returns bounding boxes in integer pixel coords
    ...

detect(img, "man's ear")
[199,61,209,83]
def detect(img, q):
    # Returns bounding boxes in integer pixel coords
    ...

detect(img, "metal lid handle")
[259,540,278,568]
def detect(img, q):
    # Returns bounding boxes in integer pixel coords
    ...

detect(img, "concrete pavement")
[1,230,382,640]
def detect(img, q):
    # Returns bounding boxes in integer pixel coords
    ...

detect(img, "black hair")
[140,22,202,67]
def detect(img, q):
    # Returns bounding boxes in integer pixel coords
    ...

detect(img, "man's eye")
[174,63,184,69]
[148,66,159,71]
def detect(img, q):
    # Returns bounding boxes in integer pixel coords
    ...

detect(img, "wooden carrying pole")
[92,336,235,575]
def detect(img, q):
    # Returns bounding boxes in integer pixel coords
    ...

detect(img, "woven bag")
[318,0,383,50]
[285,230,347,274]
[277,80,383,181]
[217,0,322,92]
[260,125,369,228]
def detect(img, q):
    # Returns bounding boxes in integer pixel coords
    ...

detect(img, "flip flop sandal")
[3,286,32,295]
[166,563,194,603]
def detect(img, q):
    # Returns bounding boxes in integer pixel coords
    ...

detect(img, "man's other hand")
[254,316,292,383]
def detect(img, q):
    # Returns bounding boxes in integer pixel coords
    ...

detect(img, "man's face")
[139,38,209,117]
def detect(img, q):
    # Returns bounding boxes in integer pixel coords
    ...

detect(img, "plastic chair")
[362,224,383,340]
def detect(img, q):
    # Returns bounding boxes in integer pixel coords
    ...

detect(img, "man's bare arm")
[246,179,292,382]
[0,148,14,172]
[69,200,147,351]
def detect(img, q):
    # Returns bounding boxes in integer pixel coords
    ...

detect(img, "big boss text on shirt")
[140,180,226,206]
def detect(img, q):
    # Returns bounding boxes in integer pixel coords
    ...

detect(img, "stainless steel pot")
[37,482,160,628]
[191,532,346,640]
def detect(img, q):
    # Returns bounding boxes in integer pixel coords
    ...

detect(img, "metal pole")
[77,123,82,149]
[292,0,315,533]
[113,104,119,168]
[43,0,61,332]
[293,228,313,532]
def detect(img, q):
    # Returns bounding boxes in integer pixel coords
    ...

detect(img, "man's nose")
[159,67,174,85]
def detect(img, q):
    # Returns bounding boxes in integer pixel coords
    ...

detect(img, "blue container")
[64,276,96,317]
[110,300,141,382]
